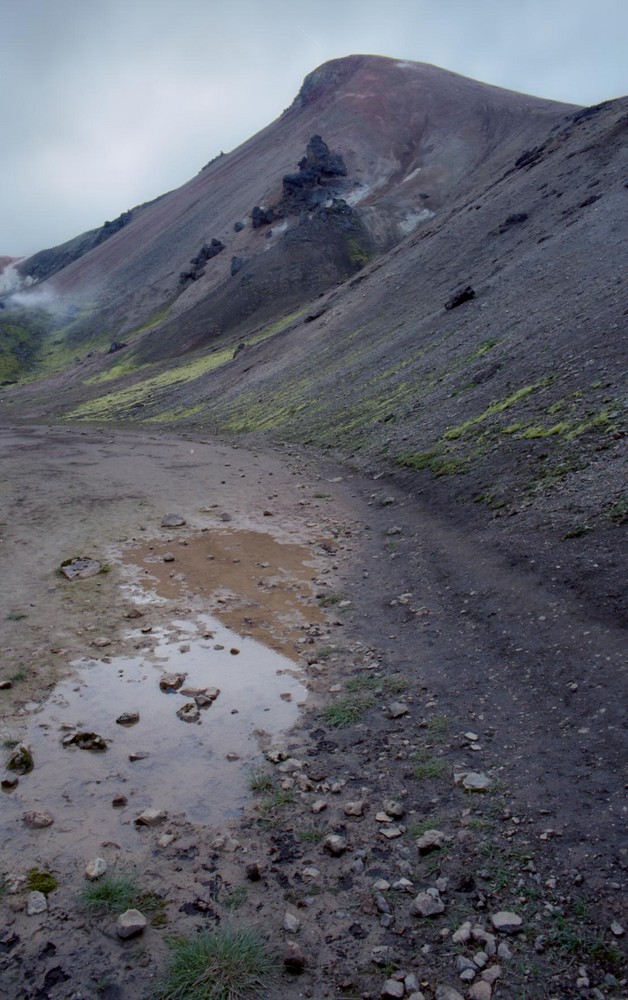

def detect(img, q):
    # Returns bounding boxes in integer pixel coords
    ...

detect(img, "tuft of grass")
[0,875,7,901]
[323,693,375,728]
[345,674,408,695]
[157,925,278,999]
[248,769,274,794]
[426,714,449,735]
[9,669,27,684]
[296,824,325,844]
[563,523,592,540]
[6,611,28,622]
[315,646,335,660]
[413,750,448,781]
[223,885,247,910]
[317,592,346,608]
[409,817,444,838]
[80,870,162,915]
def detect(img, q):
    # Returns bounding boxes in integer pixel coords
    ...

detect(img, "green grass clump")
[27,869,58,895]
[248,769,274,794]
[157,925,278,999]
[323,693,375,728]
[80,870,162,914]
[413,750,448,781]
[223,886,247,910]
[317,592,346,607]
[0,875,7,900]
[345,674,408,695]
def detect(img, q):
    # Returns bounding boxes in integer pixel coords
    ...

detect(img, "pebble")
[283,940,306,973]
[91,636,112,648]
[135,808,167,826]
[245,862,261,881]
[380,825,404,839]
[388,702,409,718]
[468,983,492,1000]
[159,672,186,691]
[112,794,128,808]
[344,800,367,817]
[435,987,464,1000]
[610,921,624,936]
[116,908,147,938]
[161,514,186,527]
[381,980,404,998]
[416,829,446,853]
[0,680,12,690]
[490,911,523,934]
[322,834,348,856]
[453,921,472,944]
[85,858,107,881]
[283,911,300,933]
[176,702,200,723]
[23,810,54,828]
[163,552,176,562]
[411,890,445,917]
[27,891,48,915]
[7,743,33,774]
[311,799,328,813]
[116,710,140,726]
[462,772,491,792]
[481,966,501,984]
[383,799,405,817]
[1,776,18,790]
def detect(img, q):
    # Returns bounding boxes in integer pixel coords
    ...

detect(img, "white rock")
[481,966,502,984]
[452,921,472,944]
[322,834,348,856]
[27,891,47,915]
[135,808,167,826]
[490,911,523,934]
[116,908,147,938]
[610,921,624,936]
[283,911,300,933]
[84,857,107,881]
[344,800,366,816]
[388,702,409,718]
[23,810,54,828]
[462,772,491,792]
[311,799,328,813]
[383,799,405,817]
[411,891,445,917]
[380,824,404,839]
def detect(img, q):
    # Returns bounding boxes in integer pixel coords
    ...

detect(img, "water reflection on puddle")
[0,614,306,856]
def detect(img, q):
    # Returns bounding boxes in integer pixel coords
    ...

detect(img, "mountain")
[0,55,625,611]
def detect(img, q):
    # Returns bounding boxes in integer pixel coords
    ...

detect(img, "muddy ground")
[0,425,625,999]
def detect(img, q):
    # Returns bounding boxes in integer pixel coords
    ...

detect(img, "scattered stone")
[411,890,445,917]
[1,776,18,790]
[23,810,54,828]
[160,514,186,527]
[345,800,367,817]
[453,921,472,944]
[163,552,176,562]
[386,526,402,536]
[496,941,512,960]
[283,911,300,933]
[116,711,140,726]
[159,672,186,692]
[283,940,306,973]
[435,987,464,1000]
[388,702,409,718]
[7,743,34,774]
[0,680,13,690]
[380,825,404,839]
[135,808,166,826]
[193,693,214,708]
[116,908,147,938]
[129,751,150,762]
[381,980,404,999]
[610,921,624,936]
[490,911,523,934]
[60,557,102,580]
[322,834,348,856]
[245,862,261,882]
[311,799,328,813]
[416,829,446,853]
[62,731,108,751]
[461,772,491,792]
[456,955,477,973]
[91,636,111,648]
[444,284,475,310]
[112,794,128,808]
[85,858,107,881]
[383,799,405,818]
[27,891,48,915]
[469,983,492,1000]
[125,609,144,619]
[158,833,176,848]
[481,966,501,985]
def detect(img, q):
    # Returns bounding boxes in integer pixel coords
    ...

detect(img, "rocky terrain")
[0,54,625,999]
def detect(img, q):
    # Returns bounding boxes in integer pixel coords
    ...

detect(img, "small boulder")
[176,702,200,723]
[283,911,300,933]
[116,908,147,939]
[135,808,167,826]
[116,711,139,726]
[60,557,102,580]
[62,732,108,751]
[160,514,186,527]
[7,743,33,774]
[410,890,445,917]
[85,858,107,881]
[23,810,54,828]
[490,911,523,934]
[283,940,306,973]
[381,980,405,999]
[444,285,475,310]
[322,834,348,856]
[416,829,446,854]
[27,891,48,915]
[159,672,186,692]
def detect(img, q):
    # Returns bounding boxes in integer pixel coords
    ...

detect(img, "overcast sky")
[2,0,627,257]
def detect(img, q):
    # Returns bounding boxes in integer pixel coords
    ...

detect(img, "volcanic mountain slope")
[5,54,574,361]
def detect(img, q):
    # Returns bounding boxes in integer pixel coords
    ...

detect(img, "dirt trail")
[0,426,625,999]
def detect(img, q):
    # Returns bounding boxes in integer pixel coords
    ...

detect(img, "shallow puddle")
[0,614,307,861]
